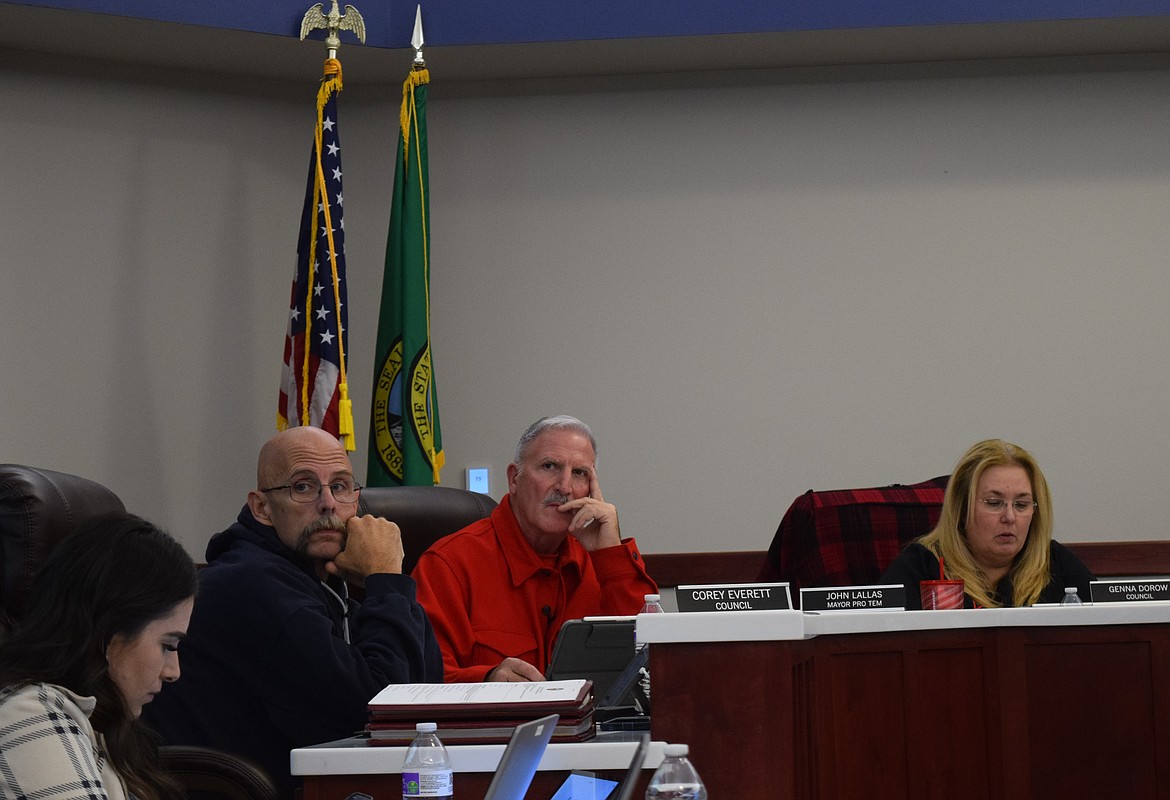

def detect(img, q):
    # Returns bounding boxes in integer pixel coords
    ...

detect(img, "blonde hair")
[919,439,1053,607]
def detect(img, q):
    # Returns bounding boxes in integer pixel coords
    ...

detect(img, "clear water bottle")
[639,593,665,617]
[402,722,453,800]
[635,594,664,707]
[645,743,707,800]
[636,594,664,654]
[635,593,664,652]
[1060,587,1083,606]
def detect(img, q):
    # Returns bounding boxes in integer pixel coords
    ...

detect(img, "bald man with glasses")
[144,426,442,797]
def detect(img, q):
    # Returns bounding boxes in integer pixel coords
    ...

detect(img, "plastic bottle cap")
[416,722,437,732]
[1065,587,1077,593]
[663,743,689,757]
[645,594,661,601]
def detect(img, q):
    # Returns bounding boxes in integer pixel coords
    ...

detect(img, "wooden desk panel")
[650,620,1170,800]
[808,632,998,800]
[1010,626,1170,799]
[650,640,793,798]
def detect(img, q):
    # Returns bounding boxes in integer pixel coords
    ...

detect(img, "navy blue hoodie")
[144,506,443,797]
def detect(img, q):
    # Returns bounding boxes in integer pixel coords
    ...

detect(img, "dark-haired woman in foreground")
[0,511,197,800]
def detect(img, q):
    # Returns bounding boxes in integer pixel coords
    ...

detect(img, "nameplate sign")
[1090,578,1170,604]
[800,584,907,612]
[675,582,792,612]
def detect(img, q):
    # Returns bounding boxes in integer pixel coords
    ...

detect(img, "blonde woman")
[881,439,1094,609]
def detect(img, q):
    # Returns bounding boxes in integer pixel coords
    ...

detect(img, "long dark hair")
[0,511,197,800]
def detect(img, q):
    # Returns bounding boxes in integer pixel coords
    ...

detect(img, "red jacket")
[412,493,658,682]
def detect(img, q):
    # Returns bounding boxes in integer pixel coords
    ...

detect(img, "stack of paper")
[366,679,595,745]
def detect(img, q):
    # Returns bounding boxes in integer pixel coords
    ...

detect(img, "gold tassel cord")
[315,58,355,448]
[400,67,430,159]
[299,58,354,447]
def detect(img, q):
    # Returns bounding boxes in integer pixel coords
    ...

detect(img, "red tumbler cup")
[920,579,965,610]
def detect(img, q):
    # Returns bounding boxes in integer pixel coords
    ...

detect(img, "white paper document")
[369,679,588,707]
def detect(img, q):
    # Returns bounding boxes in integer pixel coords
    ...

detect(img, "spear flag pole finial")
[412,5,425,66]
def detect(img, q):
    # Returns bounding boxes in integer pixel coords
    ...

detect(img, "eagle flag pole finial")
[300,0,366,59]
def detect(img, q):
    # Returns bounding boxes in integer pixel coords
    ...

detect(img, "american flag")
[278,60,354,448]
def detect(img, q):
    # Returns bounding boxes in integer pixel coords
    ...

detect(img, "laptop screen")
[548,735,650,800]
[548,773,619,800]
[482,714,559,800]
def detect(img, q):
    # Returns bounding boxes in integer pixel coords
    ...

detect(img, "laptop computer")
[548,734,650,800]
[482,714,560,800]
[547,619,647,710]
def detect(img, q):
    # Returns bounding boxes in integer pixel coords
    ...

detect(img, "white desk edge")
[291,737,666,776]
[636,602,1170,643]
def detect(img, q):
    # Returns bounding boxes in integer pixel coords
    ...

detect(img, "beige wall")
[3,50,1170,559]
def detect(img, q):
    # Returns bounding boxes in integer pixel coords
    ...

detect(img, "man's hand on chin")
[326,515,405,585]
[559,471,621,552]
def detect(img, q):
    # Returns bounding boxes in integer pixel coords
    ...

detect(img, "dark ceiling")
[4,2,1170,91]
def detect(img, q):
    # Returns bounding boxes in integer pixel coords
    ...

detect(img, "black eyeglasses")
[260,479,362,504]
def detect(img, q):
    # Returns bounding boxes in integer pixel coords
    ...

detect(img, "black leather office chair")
[358,484,497,575]
[0,463,280,800]
[157,746,279,800]
[0,463,126,639]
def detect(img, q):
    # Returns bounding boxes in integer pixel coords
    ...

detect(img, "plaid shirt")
[759,476,949,604]
[0,682,131,800]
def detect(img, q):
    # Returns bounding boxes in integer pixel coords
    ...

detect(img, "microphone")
[541,605,553,619]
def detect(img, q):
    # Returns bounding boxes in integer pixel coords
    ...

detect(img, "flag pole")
[367,5,445,485]
[407,5,442,483]
[286,1,365,450]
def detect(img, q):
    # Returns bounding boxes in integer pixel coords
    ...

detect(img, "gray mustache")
[543,492,570,505]
[294,514,348,557]
[305,514,347,535]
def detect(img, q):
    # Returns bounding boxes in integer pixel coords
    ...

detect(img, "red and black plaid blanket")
[758,476,949,605]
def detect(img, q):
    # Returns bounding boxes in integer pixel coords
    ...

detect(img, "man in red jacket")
[413,415,658,682]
